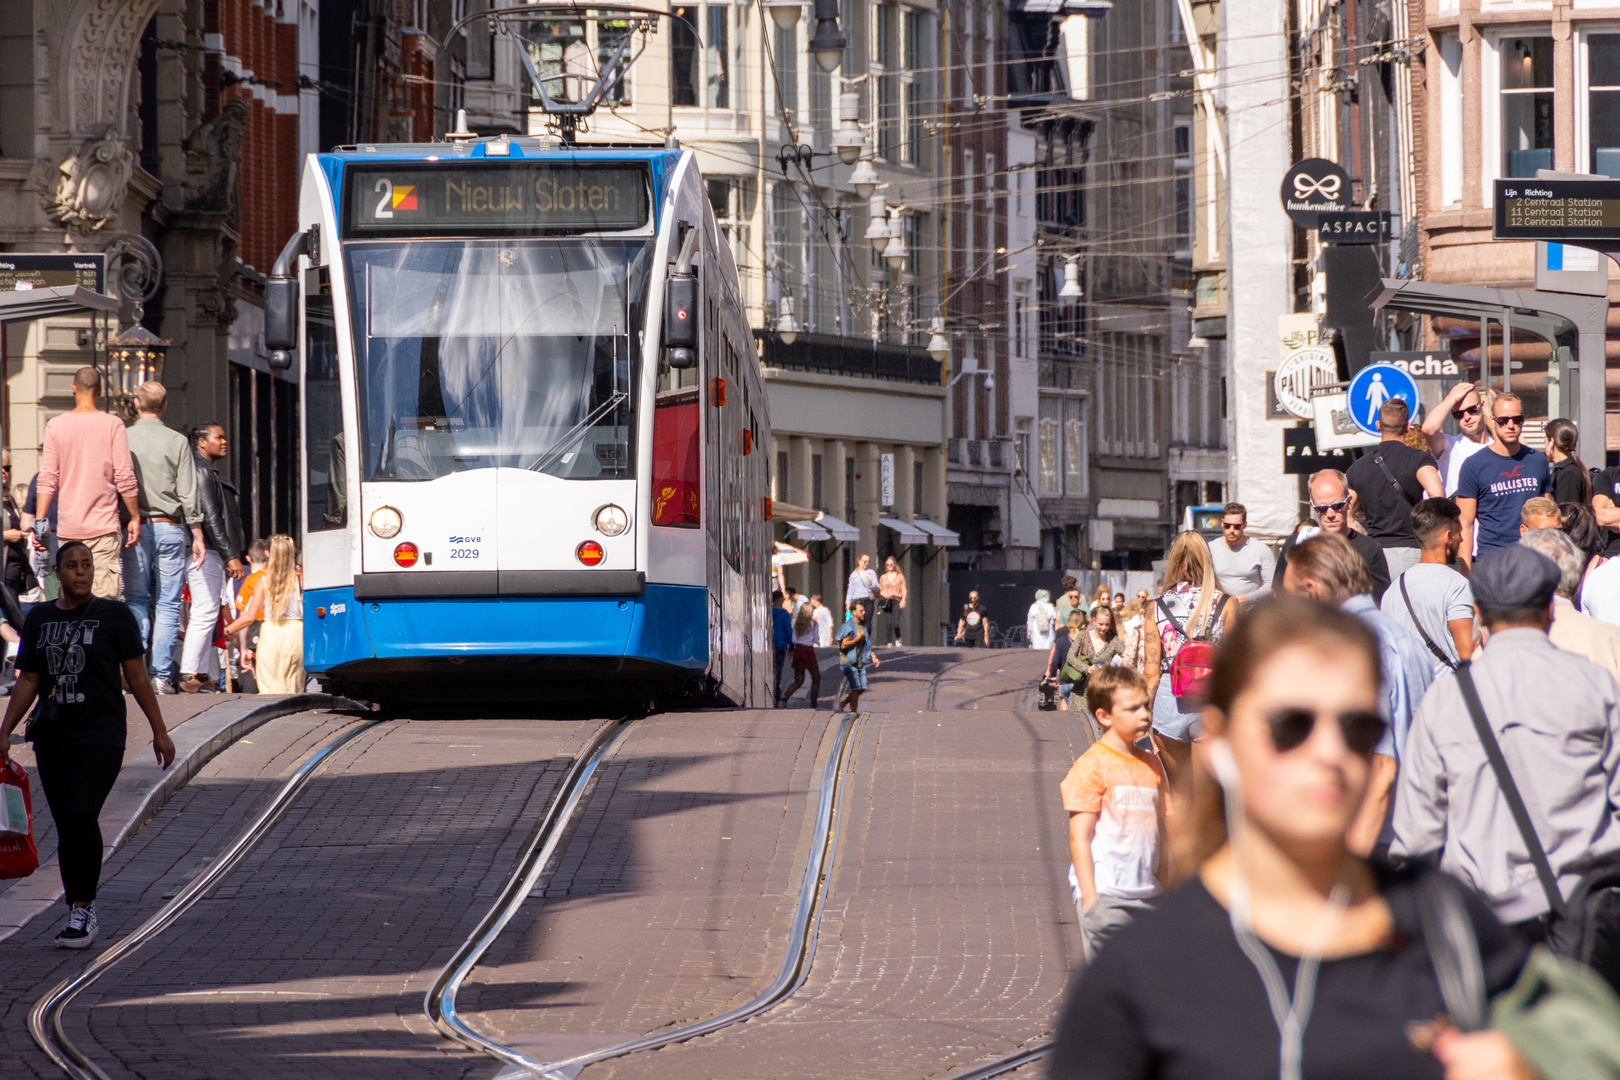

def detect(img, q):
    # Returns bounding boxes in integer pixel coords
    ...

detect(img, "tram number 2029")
[449,547,479,560]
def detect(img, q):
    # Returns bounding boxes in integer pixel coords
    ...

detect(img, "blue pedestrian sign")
[1345,363,1421,436]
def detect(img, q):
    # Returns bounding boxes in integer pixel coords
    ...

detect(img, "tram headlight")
[593,503,629,537]
[369,506,403,539]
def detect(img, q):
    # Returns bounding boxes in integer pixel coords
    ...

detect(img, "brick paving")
[2,667,1097,1080]
[582,707,1096,1080]
[461,710,834,1066]
[1,712,597,1080]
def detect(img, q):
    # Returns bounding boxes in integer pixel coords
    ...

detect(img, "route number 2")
[374,178,394,219]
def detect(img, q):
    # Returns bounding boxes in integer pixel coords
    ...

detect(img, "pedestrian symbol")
[1345,363,1421,436]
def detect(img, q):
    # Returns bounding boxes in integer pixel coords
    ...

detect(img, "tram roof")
[316,140,684,214]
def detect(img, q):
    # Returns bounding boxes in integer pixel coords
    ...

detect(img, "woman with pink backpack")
[1144,531,1231,805]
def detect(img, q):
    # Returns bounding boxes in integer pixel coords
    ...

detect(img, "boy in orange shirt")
[1060,665,1167,961]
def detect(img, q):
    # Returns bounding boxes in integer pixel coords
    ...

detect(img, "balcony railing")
[758,331,943,385]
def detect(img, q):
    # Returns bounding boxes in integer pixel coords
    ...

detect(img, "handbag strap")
[1373,450,1419,506]
[1155,596,1186,640]
[1455,661,1566,916]
[1415,870,1487,1032]
[1399,575,1457,670]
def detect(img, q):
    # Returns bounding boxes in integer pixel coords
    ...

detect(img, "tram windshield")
[346,238,647,480]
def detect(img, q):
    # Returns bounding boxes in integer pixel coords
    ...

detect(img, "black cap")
[1473,544,1560,610]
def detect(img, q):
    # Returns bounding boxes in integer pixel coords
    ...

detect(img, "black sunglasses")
[1450,404,1481,420]
[1311,499,1349,515]
[1494,413,1524,426]
[1221,522,1245,530]
[1265,707,1386,755]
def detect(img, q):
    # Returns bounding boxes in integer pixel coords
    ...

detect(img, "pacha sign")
[1371,350,1459,377]
[1280,158,1352,229]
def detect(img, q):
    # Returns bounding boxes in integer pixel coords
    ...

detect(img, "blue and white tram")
[264,137,773,709]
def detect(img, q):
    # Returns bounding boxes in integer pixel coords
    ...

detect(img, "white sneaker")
[54,904,97,949]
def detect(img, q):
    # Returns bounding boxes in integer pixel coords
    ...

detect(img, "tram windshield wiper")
[527,390,629,473]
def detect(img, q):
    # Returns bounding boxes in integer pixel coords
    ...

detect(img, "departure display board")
[1493,179,1620,242]
[0,254,105,293]
[344,162,650,237]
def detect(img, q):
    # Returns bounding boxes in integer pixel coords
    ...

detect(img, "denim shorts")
[1151,677,1203,742]
[840,663,867,692]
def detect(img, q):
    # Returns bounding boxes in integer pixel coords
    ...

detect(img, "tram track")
[428,711,864,1079]
[28,711,388,1080]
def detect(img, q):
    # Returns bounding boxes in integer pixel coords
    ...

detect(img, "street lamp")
[808,0,846,72]
[764,0,803,30]
[927,316,949,363]
[883,209,908,271]
[776,295,801,345]
[865,193,891,250]
[104,324,169,420]
[1059,255,1083,300]
[848,154,879,199]
[832,90,864,164]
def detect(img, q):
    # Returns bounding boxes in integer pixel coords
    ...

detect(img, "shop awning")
[771,498,819,521]
[814,514,861,543]
[878,517,929,545]
[0,285,118,324]
[788,520,833,542]
[912,518,960,546]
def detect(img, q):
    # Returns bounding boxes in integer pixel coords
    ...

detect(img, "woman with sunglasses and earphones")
[1049,593,1538,1080]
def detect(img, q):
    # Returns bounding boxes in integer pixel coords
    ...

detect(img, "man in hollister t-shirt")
[1455,392,1549,568]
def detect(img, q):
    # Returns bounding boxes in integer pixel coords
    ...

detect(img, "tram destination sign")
[1493,178,1620,244]
[344,162,650,237]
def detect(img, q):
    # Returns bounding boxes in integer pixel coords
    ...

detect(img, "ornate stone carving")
[183,99,250,229]
[45,131,135,232]
[63,0,166,137]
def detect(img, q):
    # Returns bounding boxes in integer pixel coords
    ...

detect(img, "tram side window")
[652,394,700,526]
[305,291,346,531]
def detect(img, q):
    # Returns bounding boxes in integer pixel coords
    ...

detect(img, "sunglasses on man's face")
[1451,404,1481,420]
[1221,522,1244,531]
[1311,499,1349,515]
[1494,413,1524,427]
[1265,707,1386,755]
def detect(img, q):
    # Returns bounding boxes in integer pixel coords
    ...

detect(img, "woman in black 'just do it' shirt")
[0,541,173,949]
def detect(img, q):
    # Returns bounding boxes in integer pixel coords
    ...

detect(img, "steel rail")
[434,711,863,1079]
[29,714,386,1080]
[425,716,633,1060]
[927,653,1049,710]
[940,1040,1054,1080]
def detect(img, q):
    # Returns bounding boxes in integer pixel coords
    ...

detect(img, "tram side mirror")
[665,273,698,369]
[265,276,298,366]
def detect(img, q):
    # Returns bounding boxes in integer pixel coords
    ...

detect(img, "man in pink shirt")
[34,367,140,599]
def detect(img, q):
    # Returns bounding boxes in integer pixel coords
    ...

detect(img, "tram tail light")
[710,377,726,406]
[393,542,420,568]
[577,540,606,566]
[740,428,752,454]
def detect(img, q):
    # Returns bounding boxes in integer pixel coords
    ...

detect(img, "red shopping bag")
[0,759,39,879]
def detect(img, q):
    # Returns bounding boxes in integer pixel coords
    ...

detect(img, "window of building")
[1588,34,1620,177]
[1173,118,1192,257]
[962,150,975,268]
[903,9,923,164]
[775,450,789,500]
[598,17,634,104]
[1501,35,1554,177]
[775,21,800,123]
[875,2,898,159]
[1439,33,1463,205]
[1064,397,1085,494]
[672,2,743,109]
[913,459,924,514]
[812,452,825,509]
[1037,395,1087,497]
[708,178,751,275]
[844,456,856,522]
[1013,280,1030,359]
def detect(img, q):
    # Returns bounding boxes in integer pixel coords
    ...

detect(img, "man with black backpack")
[1346,398,1445,583]
[1393,544,1620,980]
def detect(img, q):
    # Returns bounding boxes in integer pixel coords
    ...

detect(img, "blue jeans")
[122,522,188,683]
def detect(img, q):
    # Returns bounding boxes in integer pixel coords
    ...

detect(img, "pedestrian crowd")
[0,369,305,952]
[1050,382,1620,1080]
